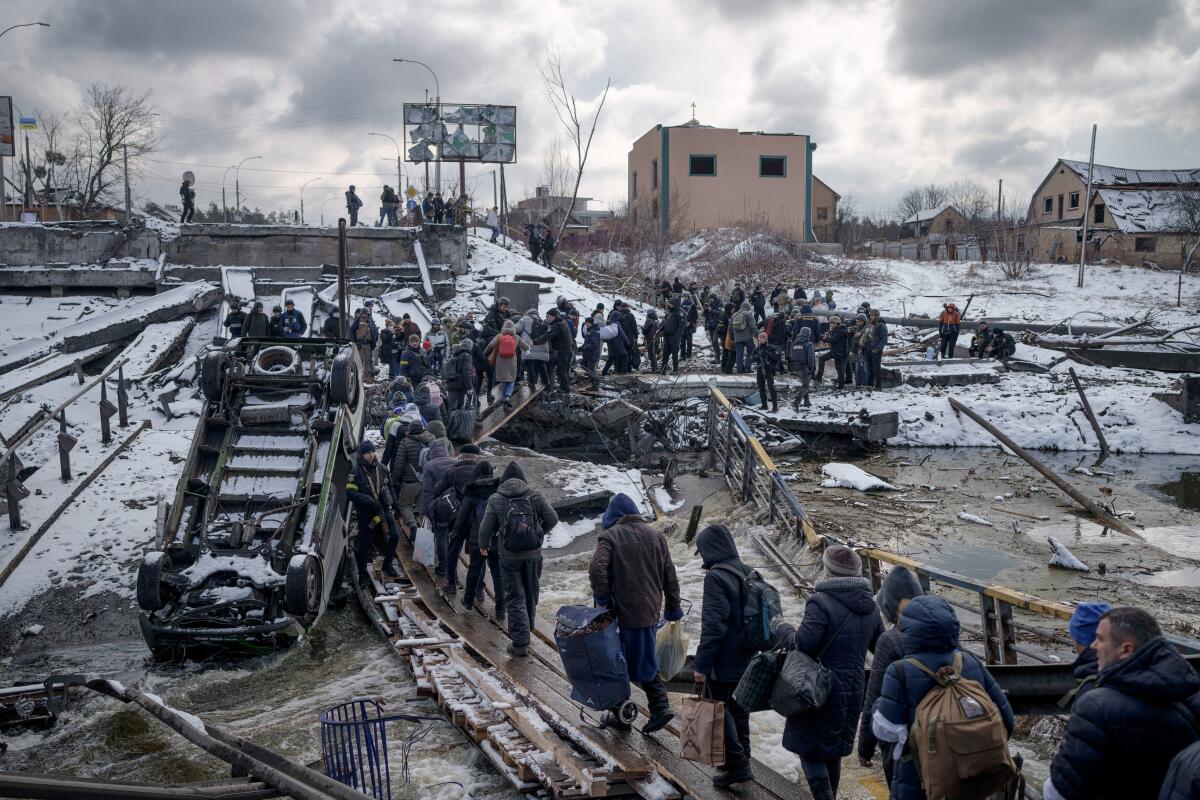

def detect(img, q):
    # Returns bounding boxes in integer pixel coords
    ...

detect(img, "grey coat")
[516,313,551,361]
[731,302,756,343]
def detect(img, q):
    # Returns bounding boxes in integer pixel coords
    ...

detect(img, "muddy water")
[2,606,518,800]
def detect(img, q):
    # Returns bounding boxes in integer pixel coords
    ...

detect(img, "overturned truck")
[136,338,365,659]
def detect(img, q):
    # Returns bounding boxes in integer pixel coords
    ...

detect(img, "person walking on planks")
[588,493,683,734]
[346,440,401,579]
[478,461,558,658]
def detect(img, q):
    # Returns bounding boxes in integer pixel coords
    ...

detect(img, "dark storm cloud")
[890,0,1180,76]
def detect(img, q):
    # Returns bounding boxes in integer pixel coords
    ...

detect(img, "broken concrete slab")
[0,343,121,401]
[494,281,542,314]
[880,359,1003,388]
[773,409,900,445]
[115,318,197,381]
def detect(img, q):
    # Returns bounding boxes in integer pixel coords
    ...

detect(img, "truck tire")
[136,551,172,611]
[285,554,322,617]
[200,351,229,402]
[252,345,301,376]
[329,351,359,406]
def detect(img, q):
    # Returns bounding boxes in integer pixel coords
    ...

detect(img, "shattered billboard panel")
[402,103,517,164]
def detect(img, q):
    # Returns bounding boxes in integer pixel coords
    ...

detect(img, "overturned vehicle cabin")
[136,338,366,659]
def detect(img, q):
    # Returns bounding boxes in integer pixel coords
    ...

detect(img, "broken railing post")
[6,452,24,530]
[73,359,85,384]
[948,397,1142,539]
[705,394,718,472]
[98,381,116,445]
[1068,367,1109,455]
[979,595,1002,665]
[57,413,76,482]
[741,438,755,501]
[684,505,703,544]
[117,365,129,428]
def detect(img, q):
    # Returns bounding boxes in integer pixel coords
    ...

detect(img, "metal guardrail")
[704,385,1200,664]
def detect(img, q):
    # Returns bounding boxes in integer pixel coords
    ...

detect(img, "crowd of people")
[343,184,476,228]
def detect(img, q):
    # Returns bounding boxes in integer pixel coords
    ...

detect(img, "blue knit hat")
[358,439,376,455]
[602,493,640,529]
[1069,602,1112,646]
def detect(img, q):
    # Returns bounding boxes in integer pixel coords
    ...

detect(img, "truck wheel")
[285,554,322,617]
[136,551,171,611]
[329,351,359,406]
[200,352,229,402]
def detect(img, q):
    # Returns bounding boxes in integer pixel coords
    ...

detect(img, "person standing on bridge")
[589,493,682,734]
[478,461,558,658]
[223,303,247,339]
[281,299,307,339]
[345,185,363,227]
[180,177,196,223]
[486,320,529,411]
[456,460,505,620]
[243,301,271,338]
[1059,601,1111,709]
[346,440,401,580]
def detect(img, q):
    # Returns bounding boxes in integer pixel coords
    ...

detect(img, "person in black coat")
[379,321,397,379]
[692,525,756,788]
[533,308,575,392]
[346,440,400,579]
[658,302,685,375]
[750,286,766,326]
[1160,741,1200,800]
[816,316,850,388]
[1045,607,1200,800]
[615,302,639,371]
[642,310,661,373]
[1059,601,1111,709]
[456,461,505,618]
[224,304,247,338]
[601,317,630,376]
[729,283,745,309]
[771,546,883,800]
[431,445,483,593]
[856,566,923,788]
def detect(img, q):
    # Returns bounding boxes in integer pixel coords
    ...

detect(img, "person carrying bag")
[680,681,726,767]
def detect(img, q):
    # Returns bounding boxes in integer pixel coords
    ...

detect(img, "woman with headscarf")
[484,319,529,410]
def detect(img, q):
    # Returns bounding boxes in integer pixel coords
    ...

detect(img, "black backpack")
[441,352,460,383]
[530,318,547,340]
[430,486,461,528]
[713,563,782,652]
[501,495,544,552]
[662,312,681,336]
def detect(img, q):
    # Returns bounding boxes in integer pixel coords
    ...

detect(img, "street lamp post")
[0,21,49,38]
[300,177,321,225]
[234,155,262,222]
[0,22,48,223]
[368,132,404,194]
[320,196,341,227]
[393,58,441,195]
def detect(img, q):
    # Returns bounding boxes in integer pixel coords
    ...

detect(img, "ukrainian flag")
[19,117,36,130]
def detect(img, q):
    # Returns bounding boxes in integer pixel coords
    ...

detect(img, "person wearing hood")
[321,308,341,338]
[1059,601,1111,709]
[731,301,757,373]
[455,461,505,619]
[1043,607,1200,800]
[419,440,457,577]
[224,303,247,339]
[642,310,661,373]
[856,566,923,788]
[346,440,401,579]
[478,462,558,657]
[751,332,782,413]
[579,317,602,375]
[485,320,529,410]
[430,443,483,593]
[516,308,551,390]
[693,525,758,789]
[771,545,884,800]
[244,302,271,338]
[588,493,682,734]
[533,308,575,393]
[385,421,432,534]
[789,326,816,409]
[444,338,477,412]
[816,315,849,389]
[938,303,962,359]
[426,418,453,454]
[873,595,1014,800]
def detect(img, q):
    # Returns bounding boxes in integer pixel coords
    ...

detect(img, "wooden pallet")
[473,385,545,443]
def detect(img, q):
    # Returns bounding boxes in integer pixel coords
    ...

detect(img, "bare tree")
[540,136,573,200]
[1168,189,1200,306]
[540,48,611,240]
[62,84,159,216]
[895,184,949,220]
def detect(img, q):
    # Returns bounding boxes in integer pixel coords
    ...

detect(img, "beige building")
[1025,159,1200,267]
[628,118,829,242]
[901,204,969,239]
[812,176,840,242]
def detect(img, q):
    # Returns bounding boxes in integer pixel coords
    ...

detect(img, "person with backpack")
[856,566,924,789]
[383,421,432,535]
[751,332,782,413]
[485,320,529,411]
[938,302,962,359]
[873,594,1015,800]
[1043,606,1200,800]
[179,178,196,223]
[580,318,602,375]
[533,308,574,393]
[442,338,476,412]
[731,301,756,373]
[642,310,661,373]
[417,439,460,580]
[345,185,364,227]
[693,524,776,789]
[517,308,551,390]
[349,309,379,381]
[398,334,428,385]
[346,440,401,580]
[456,461,505,619]
[770,545,884,800]
[659,301,685,375]
[816,316,849,388]
[478,462,559,657]
[601,316,631,376]
[415,377,448,427]
[430,444,483,594]
[588,493,682,734]
[789,327,816,409]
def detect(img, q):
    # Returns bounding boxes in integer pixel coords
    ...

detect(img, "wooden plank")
[474,385,545,443]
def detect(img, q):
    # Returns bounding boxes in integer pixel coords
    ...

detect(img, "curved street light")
[299,177,321,225]
[319,195,343,227]
[233,156,262,221]
[393,58,441,194]
[0,21,49,39]
[368,131,404,194]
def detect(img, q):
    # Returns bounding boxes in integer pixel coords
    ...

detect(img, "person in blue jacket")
[281,299,307,338]
[872,595,1014,800]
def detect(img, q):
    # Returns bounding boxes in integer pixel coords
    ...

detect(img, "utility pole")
[122,144,131,226]
[492,170,497,208]
[23,131,33,212]
[1078,124,1097,289]
[499,162,508,247]
[996,179,1003,220]
[337,219,349,339]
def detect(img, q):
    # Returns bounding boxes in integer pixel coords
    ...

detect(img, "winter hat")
[407,421,425,436]
[877,566,924,623]
[501,320,517,333]
[602,493,640,529]
[459,443,482,455]
[358,440,376,454]
[829,315,842,325]
[797,327,812,341]
[801,305,813,314]
[498,296,511,306]
[546,308,560,318]
[1069,602,1112,647]
[822,545,862,577]
[855,313,868,322]
[427,420,447,439]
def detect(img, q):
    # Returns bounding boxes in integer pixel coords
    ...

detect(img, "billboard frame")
[402,101,517,165]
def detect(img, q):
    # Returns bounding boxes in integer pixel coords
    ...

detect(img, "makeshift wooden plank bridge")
[473,384,545,443]
[355,546,804,800]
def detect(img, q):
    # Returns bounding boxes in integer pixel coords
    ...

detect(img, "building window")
[759,156,786,177]
[651,159,658,190]
[1094,204,1104,224]
[945,219,954,232]
[1043,197,1053,214]
[652,198,659,218]
[689,155,716,176]
[1069,191,1080,209]
[631,172,638,199]
[816,207,828,221]
[1135,236,1156,252]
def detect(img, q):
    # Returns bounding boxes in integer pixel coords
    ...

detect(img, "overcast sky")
[2,0,1198,220]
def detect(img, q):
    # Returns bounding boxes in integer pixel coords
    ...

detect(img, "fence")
[704,385,1200,664]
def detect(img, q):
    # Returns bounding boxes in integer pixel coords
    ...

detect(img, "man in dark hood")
[857,566,923,788]
[345,440,401,579]
[1044,606,1200,800]
[693,525,756,788]
[589,493,682,734]
[455,461,504,619]
[478,462,558,657]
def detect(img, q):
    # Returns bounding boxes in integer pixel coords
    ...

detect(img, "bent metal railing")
[705,385,1200,664]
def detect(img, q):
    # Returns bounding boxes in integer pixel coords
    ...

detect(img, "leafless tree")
[540,48,611,240]
[60,84,160,216]
[992,216,1040,280]
[895,184,949,220]
[540,136,573,200]
[1168,189,1200,306]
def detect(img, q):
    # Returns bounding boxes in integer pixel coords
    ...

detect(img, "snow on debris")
[820,463,896,491]
[957,511,994,527]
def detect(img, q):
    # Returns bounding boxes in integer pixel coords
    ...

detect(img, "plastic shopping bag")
[656,620,689,682]
[413,526,436,566]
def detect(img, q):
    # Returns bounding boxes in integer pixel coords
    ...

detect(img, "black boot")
[640,679,673,733]
[771,401,779,413]
[382,561,400,577]
[713,763,754,788]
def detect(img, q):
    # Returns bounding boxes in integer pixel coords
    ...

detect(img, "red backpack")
[498,333,517,358]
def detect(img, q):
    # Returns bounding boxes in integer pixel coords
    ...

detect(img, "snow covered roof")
[1061,159,1200,187]
[1096,188,1198,234]
[903,204,958,225]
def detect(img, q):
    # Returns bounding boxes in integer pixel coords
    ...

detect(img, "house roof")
[903,204,958,225]
[1061,159,1200,187]
[1095,188,1198,234]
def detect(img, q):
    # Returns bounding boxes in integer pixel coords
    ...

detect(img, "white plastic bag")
[414,526,436,566]
[656,620,689,682]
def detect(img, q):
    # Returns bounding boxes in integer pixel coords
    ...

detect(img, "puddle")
[1131,565,1200,588]
[929,544,1022,581]
[1025,517,1131,546]
[1155,471,1200,510]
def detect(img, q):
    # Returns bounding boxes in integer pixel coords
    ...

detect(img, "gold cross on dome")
[690,102,697,118]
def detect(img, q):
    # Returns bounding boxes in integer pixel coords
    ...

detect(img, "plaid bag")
[733,649,784,713]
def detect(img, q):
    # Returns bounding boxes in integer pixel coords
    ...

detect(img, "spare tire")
[329,351,359,406]
[285,554,322,617]
[252,345,301,376]
[136,551,172,611]
[200,351,229,402]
